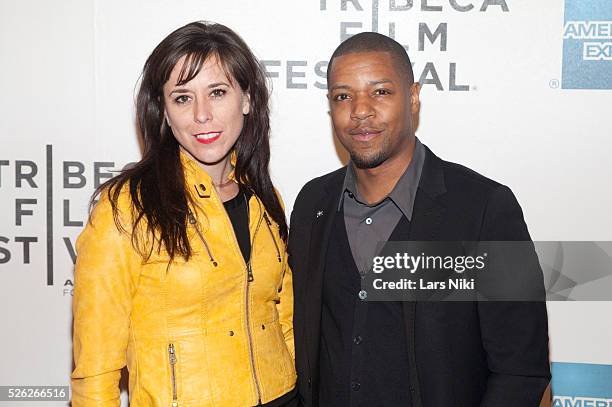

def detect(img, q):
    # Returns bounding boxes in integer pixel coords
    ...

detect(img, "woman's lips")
[193,131,222,144]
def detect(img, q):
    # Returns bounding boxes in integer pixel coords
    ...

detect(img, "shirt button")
[348,191,354,198]
[365,217,373,225]
[358,290,368,300]
[351,381,361,391]
[353,335,363,345]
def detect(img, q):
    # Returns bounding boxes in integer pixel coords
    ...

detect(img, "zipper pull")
[188,211,218,267]
[247,263,254,282]
[263,213,282,263]
[168,343,178,406]
[168,344,177,364]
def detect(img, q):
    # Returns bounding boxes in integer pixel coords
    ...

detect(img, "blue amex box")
[562,0,612,89]
[552,362,612,406]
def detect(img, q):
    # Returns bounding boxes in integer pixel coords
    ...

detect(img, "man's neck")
[353,137,416,205]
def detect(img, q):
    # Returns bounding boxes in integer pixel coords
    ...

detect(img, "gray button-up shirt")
[338,138,425,273]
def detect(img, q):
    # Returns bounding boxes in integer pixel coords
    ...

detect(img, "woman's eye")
[211,89,226,98]
[174,95,190,104]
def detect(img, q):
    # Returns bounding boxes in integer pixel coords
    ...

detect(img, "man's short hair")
[327,32,414,85]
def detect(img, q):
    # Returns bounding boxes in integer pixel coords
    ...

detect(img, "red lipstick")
[193,131,222,145]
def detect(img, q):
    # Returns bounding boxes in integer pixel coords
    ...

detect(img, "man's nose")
[350,95,375,121]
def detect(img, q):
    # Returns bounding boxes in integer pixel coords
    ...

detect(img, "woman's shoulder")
[88,180,135,232]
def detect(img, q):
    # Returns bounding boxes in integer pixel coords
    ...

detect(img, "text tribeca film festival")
[262,0,512,91]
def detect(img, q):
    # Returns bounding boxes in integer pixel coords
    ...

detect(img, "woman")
[71,22,297,406]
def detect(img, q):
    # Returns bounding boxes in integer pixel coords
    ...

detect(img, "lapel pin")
[316,210,324,218]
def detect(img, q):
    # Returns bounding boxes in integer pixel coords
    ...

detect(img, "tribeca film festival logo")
[262,0,510,91]
[0,145,127,295]
[561,0,612,89]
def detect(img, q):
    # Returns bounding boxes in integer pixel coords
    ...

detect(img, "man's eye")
[174,95,190,104]
[211,89,227,98]
[374,88,391,96]
[333,93,350,101]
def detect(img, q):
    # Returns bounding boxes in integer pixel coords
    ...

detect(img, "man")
[288,32,550,407]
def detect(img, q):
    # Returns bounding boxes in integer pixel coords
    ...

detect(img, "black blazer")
[288,146,551,407]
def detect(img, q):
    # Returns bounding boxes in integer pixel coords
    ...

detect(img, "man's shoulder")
[291,166,347,215]
[439,158,502,193]
[422,146,519,212]
[432,152,521,218]
[296,166,347,199]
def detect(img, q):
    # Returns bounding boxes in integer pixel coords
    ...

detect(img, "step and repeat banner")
[1,0,611,405]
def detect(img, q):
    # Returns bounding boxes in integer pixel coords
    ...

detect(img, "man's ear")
[410,82,421,115]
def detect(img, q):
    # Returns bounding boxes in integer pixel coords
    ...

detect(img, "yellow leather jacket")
[71,154,296,406]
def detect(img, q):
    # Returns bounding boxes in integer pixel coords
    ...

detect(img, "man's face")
[328,51,420,169]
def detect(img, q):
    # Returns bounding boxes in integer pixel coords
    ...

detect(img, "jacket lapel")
[409,146,447,242]
[402,146,447,407]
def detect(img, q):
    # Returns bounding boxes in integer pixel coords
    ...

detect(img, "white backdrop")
[1,0,611,405]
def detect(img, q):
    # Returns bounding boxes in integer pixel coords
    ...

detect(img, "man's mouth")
[193,131,222,144]
[348,127,383,142]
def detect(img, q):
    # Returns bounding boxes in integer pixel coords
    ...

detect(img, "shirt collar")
[337,137,426,221]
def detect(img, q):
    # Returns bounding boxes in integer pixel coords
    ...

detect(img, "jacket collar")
[180,150,238,200]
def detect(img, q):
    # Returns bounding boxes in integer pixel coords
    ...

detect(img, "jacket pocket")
[253,318,297,398]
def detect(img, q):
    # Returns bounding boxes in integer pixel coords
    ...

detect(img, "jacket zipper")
[262,212,282,264]
[168,343,178,407]
[188,196,265,404]
[245,269,262,405]
[188,211,218,267]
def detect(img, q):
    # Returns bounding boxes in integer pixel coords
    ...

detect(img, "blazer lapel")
[409,146,447,242]
[402,146,447,407]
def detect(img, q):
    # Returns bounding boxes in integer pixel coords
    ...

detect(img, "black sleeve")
[476,185,551,407]
[288,181,317,407]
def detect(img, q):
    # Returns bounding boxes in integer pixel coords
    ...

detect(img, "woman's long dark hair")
[94,21,287,261]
